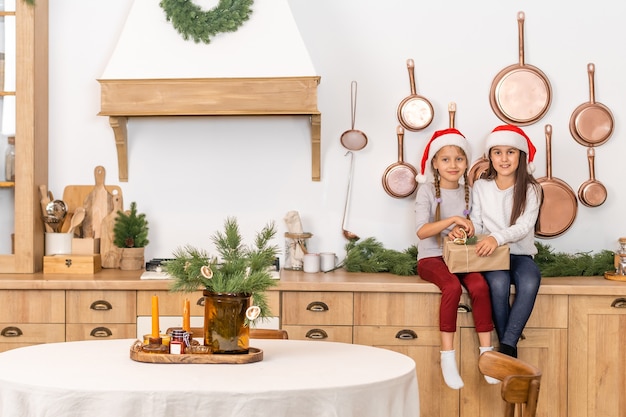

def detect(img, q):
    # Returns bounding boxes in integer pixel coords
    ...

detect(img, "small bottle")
[4,136,15,182]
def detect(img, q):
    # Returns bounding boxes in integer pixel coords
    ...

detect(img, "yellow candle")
[183,298,191,332]
[151,295,159,337]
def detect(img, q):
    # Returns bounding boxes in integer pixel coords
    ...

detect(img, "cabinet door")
[569,295,626,417]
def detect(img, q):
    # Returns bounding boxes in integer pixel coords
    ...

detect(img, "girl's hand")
[448,218,474,240]
[475,236,498,256]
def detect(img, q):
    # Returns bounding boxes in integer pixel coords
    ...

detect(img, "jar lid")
[285,232,313,239]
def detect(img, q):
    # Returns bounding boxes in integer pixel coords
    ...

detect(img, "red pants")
[418,256,494,333]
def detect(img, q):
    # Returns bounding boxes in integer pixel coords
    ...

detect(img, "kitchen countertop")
[0,269,624,295]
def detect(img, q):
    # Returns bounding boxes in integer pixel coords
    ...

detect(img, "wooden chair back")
[478,351,542,417]
[169,327,289,340]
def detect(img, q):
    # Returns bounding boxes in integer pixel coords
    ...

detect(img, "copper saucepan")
[569,63,614,147]
[397,59,434,132]
[578,147,607,207]
[490,11,552,126]
[382,126,418,198]
[535,124,578,238]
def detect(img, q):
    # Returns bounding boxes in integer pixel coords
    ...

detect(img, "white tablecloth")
[0,338,419,417]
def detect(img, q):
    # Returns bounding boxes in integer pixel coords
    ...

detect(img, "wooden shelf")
[98,76,322,182]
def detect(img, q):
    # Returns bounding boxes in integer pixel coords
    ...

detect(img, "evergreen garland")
[534,242,614,277]
[159,0,254,44]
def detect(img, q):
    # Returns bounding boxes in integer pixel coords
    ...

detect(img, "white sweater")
[470,179,541,256]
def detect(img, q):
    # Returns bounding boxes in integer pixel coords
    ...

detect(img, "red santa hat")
[416,128,471,184]
[485,124,536,174]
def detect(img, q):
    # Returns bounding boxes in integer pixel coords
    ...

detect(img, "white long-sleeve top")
[470,179,541,256]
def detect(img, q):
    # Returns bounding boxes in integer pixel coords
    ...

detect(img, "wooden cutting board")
[82,166,115,239]
[100,194,123,268]
[61,184,123,234]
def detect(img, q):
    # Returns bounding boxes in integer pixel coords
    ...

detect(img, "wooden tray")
[129,340,263,364]
[604,271,626,282]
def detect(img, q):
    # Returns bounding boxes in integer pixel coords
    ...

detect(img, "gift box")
[443,235,510,273]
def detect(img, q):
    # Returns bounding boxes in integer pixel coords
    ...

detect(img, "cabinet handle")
[90,327,113,338]
[305,329,328,339]
[90,300,113,311]
[1,326,23,337]
[306,301,329,312]
[457,303,472,313]
[611,297,626,308]
[395,329,418,340]
[196,297,205,307]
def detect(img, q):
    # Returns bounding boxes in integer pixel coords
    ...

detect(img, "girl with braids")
[415,128,496,390]
[463,125,542,359]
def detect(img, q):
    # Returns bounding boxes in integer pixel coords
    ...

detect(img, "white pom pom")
[527,162,535,174]
[416,173,427,183]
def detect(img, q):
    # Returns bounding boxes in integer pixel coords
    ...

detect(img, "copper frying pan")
[382,126,418,198]
[490,11,552,126]
[397,59,434,132]
[578,147,607,207]
[569,63,614,147]
[535,125,578,238]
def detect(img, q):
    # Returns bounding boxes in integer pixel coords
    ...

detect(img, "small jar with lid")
[4,136,15,182]
[169,329,190,354]
[284,232,313,270]
[616,237,626,275]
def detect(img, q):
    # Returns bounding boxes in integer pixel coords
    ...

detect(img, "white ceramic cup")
[302,253,321,273]
[44,232,73,255]
[320,252,338,272]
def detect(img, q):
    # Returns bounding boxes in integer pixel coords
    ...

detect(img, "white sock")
[440,350,464,389]
[479,346,501,384]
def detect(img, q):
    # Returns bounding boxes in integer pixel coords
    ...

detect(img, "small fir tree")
[113,202,149,248]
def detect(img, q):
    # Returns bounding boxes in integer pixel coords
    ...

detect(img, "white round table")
[0,338,419,417]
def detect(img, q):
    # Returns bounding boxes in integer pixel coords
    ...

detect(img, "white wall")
[36,0,626,264]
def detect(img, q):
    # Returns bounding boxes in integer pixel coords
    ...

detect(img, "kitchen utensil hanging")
[397,59,434,131]
[569,63,614,147]
[341,151,359,241]
[340,81,368,151]
[578,147,607,207]
[489,11,552,126]
[535,125,577,238]
[382,125,418,198]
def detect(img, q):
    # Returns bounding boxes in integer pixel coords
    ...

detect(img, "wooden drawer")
[282,292,353,326]
[0,290,65,323]
[282,325,353,343]
[137,290,205,316]
[66,290,136,323]
[354,292,440,326]
[354,325,443,347]
[66,323,137,341]
[0,323,65,350]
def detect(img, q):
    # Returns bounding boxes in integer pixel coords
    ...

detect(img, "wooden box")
[43,254,102,274]
[72,238,100,255]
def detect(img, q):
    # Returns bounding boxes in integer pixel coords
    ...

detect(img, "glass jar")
[284,232,312,270]
[617,237,626,275]
[4,136,15,182]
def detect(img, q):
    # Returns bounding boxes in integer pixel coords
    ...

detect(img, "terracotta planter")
[119,247,145,271]
[203,291,251,354]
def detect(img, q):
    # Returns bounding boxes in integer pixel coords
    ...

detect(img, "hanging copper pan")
[382,126,418,198]
[569,63,614,147]
[578,147,607,207]
[397,59,434,132]
[489,11,552,126]
[535,125,578,238]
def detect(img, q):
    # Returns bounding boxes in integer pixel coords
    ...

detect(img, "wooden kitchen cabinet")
[0,290,64,352]
[65,290,137,341]
[0,0,48,273]
[568,294,626,417]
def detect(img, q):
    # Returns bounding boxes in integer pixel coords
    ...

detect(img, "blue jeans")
[483,255,541,348]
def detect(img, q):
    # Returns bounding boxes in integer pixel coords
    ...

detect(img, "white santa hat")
[485,124,536,174]
[416,128,471,184]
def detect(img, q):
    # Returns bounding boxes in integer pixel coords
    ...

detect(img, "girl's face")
[489,146,520,178]
[432,145,467,188]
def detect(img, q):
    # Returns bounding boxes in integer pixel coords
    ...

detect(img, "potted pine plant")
[164,217,278,354]
[113,201,149,271]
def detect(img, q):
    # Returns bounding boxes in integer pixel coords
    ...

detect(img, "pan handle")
[517,11,526,66]
[545,124,552,179]
[448,102,456,129]
[396,125,405,163]
[406,59,417,95]
[587,63,596,104]
[587,147,597,181]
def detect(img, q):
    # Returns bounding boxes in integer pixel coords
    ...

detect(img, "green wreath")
[160,0,254,44]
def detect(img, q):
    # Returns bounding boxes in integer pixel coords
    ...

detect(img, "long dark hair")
[485,150,540,225]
